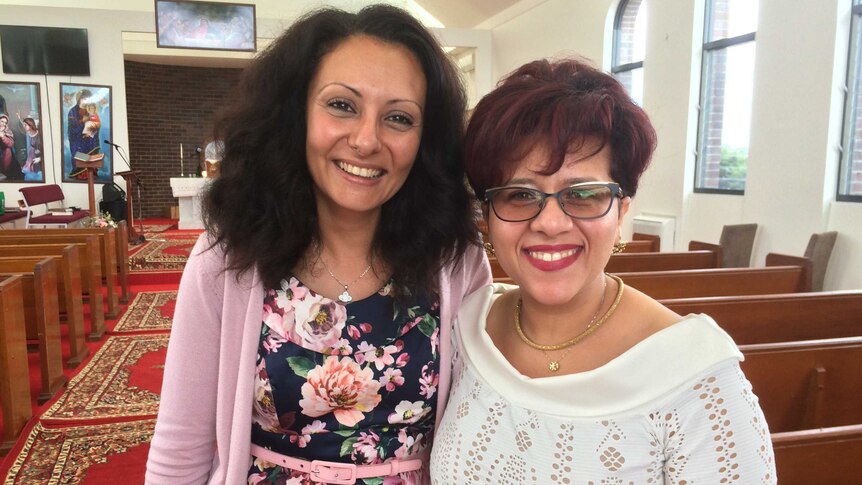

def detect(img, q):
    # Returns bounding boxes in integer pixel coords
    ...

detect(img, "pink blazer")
[145,234,491,484]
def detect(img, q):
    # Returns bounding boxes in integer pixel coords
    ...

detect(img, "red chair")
[19,184,88,228]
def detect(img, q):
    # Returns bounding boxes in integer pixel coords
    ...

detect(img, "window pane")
[841,9,862,197]
[707,0,758,42]
[616,67,644,106]
[697,42,756,191]
[616,0,648,65]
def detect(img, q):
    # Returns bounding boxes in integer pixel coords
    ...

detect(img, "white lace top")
[430,284,776,484]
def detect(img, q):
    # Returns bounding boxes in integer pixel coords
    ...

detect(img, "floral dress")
[248,276,440,485]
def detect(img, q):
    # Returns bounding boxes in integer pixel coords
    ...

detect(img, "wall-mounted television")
[0,25,90,76]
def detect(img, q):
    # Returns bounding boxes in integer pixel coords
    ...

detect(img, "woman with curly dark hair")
[146,5,490,484]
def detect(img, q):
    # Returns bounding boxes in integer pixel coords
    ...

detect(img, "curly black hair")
[202,4,479,296]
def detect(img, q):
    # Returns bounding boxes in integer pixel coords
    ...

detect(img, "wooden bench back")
[0,275,32,454]
[662,291,862,344]
[619,239,659,253]
[0,233,119,318]
[0,258,66,403]
[771,424,862,484]
[0,240,106,337]
[740,337,862,433]
[0,253,88,366]
[612,265,809,299]
[0,222,129,304]
[605,249,721,273]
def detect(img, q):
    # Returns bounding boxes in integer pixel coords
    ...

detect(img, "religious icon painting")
[0,81,45,183]
[60,83,113,183]
[155,0,256,52]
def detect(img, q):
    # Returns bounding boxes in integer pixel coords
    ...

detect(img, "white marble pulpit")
[170,177,210,230]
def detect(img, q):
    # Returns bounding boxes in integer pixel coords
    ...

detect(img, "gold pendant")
[548,361,560,372]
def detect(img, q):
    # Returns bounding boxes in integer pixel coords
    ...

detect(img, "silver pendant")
[338,290,352,303]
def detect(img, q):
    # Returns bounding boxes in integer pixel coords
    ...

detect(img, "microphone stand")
[106,142,146,243]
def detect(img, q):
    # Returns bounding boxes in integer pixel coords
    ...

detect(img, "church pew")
[0,258,66,403]
[0,275,32,455]
[606,254,811,299]
[0,233,119,318]
[771,424,862,485]
[619,239,660,253]
[740,337,862,433]
[0,241,105,341]
[0,222,128,303]
[604,247,722,273]
[631,232,660,251]
[16,222,129,304]
[661,291,862,345]
[0,253,88,367]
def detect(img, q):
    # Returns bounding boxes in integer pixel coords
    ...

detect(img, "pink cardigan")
[145,234,491,484]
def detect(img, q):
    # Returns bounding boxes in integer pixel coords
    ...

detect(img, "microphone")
[195,146,202,154]
[103,139,118,147]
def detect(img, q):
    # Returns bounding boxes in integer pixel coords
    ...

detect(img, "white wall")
[486,0,862,290]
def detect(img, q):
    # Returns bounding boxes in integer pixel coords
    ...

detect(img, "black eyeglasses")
[483,182,624,222]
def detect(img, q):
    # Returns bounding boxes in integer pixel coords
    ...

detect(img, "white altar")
[170,177,210,230]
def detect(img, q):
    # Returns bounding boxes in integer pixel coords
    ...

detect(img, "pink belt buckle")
[310,460,358,484]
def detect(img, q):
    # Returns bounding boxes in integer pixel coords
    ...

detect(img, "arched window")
[839,0,862,201]
[612,0,647,105]
[694,0,758,193]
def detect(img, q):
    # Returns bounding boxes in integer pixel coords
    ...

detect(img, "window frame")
[838,2,862,202]
[693,0,757,195]
[611,0,645,101]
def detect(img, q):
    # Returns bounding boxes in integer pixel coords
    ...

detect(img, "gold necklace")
[515,274,625,371]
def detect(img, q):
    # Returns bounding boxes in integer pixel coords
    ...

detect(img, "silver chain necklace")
[319,257,372,303]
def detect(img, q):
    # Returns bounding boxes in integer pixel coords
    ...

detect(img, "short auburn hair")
[465,58,657,199]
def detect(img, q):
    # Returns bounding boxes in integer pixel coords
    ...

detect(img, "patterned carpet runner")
[0,219,187,484]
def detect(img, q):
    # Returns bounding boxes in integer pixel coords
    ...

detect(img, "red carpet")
[39,335,168,425]
[2,420,155,485]
[0,219,183,483]
[129,235,200,273]
[109,291,177,334]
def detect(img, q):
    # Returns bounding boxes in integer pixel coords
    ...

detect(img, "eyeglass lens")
[489,184,617,221]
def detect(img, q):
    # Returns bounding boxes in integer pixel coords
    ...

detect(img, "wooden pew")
[661,291,862,345]
[620,239,660,253]
[0,275,32,455]
[740,337,862,433]
[605,245,722,273]
[631,233,660,251]
[0,258,66,403]
[0,241,105,341]
[0,253,88,367]
[0,232,119,319]
[772,424,862,484]
[0,221,129,303]
[607,253,812,299]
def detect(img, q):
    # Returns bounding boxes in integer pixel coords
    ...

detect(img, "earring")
[612,241,627,255]
[483,242,496,257]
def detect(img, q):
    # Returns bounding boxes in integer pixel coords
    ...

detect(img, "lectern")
[74,152,104,215]
[117,170,144,243]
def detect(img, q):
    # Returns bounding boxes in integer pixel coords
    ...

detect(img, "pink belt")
[250,444,425,485]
